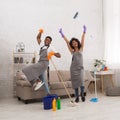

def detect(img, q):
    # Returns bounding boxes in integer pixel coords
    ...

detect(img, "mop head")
[47,51,55,60]
[90,97,98,102]
[70,101,78,107]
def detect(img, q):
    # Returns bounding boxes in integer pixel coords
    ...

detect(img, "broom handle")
[50,59,73,101]
[94,71,97,98]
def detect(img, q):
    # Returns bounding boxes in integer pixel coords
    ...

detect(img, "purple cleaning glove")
[83,25,87,33]
[59,28,64,38]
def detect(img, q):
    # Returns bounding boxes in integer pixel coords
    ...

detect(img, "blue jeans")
[39,73,50,94]
[75,86,84,97]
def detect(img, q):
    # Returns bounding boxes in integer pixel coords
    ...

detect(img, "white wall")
[0,0,104,98]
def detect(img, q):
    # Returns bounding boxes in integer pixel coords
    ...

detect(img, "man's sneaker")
[34,81,44,91]
[33,82,37,87]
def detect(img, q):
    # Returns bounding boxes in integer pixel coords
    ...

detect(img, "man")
[22,29,61,91]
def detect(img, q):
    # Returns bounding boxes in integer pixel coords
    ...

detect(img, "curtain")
[103,0,120,86]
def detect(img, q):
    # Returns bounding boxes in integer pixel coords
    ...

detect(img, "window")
[103,0,120,67]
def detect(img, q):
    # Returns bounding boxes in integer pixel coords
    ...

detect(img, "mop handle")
[50,59,73,101]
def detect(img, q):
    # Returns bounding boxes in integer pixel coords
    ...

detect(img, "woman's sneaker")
[81,92,85,102]
[34,81,44,91]
[75,97,79,103]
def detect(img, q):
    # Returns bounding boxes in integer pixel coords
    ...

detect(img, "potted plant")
[94,59,107,71]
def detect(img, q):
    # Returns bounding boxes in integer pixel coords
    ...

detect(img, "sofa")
[15,70,91,104]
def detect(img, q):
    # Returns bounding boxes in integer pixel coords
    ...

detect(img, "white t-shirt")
[40,45,57,60]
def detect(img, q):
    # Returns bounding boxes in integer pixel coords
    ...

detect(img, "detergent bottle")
[57,97,61,110]
[52,98,56,111]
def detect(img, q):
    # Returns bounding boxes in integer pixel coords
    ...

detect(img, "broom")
[90,68,98,102]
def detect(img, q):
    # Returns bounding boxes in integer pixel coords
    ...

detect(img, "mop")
[50,59,76,106]
[90,68,98,102]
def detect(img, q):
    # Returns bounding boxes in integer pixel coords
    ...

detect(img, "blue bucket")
[43,94,58,110]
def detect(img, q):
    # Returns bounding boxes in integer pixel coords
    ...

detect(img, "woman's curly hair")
[69,37,81,50]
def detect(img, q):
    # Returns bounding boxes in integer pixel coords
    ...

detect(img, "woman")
[59,25,86,102]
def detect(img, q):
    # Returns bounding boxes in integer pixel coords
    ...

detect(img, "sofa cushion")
[16,80,45,91]
[16,80,32,87]
[67,81,72,88]
[15,70,27,80]
[49,71,60,82]
[58,70,71,81]
[50,81,69,90]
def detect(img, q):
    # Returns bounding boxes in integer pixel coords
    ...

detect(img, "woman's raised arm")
[59,28,73,53]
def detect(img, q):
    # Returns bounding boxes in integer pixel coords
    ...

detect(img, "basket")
[43,94,58,110]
